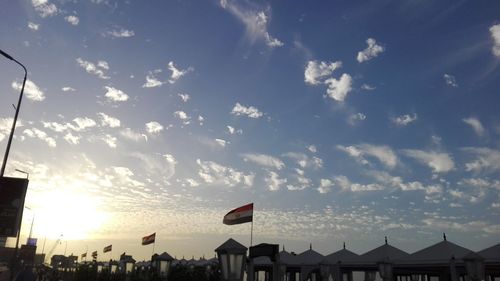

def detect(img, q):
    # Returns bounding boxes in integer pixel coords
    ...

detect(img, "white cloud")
[392,113,418,126]
[443,74,458,87]
[220,0,283,48]
[286,173,312,191]
[402,149,455,173]
[304,60,342,85]
[215,138,227,147]
[97,61,109,70]
[227,125,243,135]
[324,73,353,102]
[65,15,79,25]
[0,118,22,141]
[196,159,254,187]
[174,111,190,125]
[184,178,200,187]
[73,117,97,131]
[62,86,75,92]
[12,79,46,101]
[178,93,190,102]
[168,61,193,84]
[337,144,397,168]
[348,113,366,125]
[145,121,163,134]
[231,102,263,118]
[76,58,110,79]
[104,28,135,38]
[197,115,204,126]
[142,75,163,88]
[130,152,177,180]
[265,171,287,191]
[317,179,334,194]
[307,145,317,153]
[463,147,500,173]
[490,24,500,57]
[98,113,121,128]
[23,128,56,147]
[28,22,39,31]
[283,152,323,169]
[102,134,117,148]
[334,175,384,192]
[357,38,385,63]
[42,121,69,132]
[463,117,485,137]
[120,128,147,142]
[361,84,376,91]
[63,132,80,145]
[241,153,285,170]
[32,0,57,18]
[104,86,129,102]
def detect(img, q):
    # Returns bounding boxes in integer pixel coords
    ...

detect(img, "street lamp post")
[0,49,27,177]
[215,238,247,281]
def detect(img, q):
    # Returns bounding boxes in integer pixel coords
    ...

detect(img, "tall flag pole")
[223,203,254,246]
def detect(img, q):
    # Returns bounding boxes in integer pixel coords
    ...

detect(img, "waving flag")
[142,233,156,245]
[81,252,87,258]
[223,203,253,225]
[92,251,98,258]
[103,245,112,253]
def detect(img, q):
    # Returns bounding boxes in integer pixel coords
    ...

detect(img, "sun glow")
[29,188,110,240]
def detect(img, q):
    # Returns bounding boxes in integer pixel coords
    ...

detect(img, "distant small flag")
[223,203,253,225]
[103,245,112,253]
[81,252,87,258]
[142,233,156,245]
[92,251,98,258]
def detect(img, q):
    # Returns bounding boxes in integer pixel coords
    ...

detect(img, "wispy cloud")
[443,73,458,87]
[463,117,485,137]
[357,38,385,63]
[196,159,254,187]
[28,22,39,31]
[120,128,147,142]
[283,152,323,169]
[142,75,163,88]
[348,112,366,125]
[392,113,418,126]
[220,0,283,48]
[104,28,135,38]
[32,0,57,18]
[145,121,163,134]
[98,113,121,128]
[463,147,500,173]
[168,61,193,84]
[65,15,79,26]
[231,103,263,118]
[317,178,334,194]
[104,86,129,102]
[227,125,243,135]
[178,93,190,102]
[23,128,56,147]
[337,144,398,169]
[174,111,191,125]
[12,79,46,101]
[265,171,287,191]
[76,58,110,79]
[402,149,455,173]
[241,153,285,170]
[61,86,76,92]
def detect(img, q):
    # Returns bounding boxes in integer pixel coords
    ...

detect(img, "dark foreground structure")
[2,235,499,281]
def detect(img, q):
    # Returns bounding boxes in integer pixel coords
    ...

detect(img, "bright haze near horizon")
[1,0,500,261]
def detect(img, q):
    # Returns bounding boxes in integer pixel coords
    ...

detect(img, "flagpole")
[152,240,155,257]
[250,218,253,246]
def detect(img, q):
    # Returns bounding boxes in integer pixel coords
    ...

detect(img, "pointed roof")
[360,242,409,263]
[153,252,174,261]
[215,238,247,253]
[323,248,360,264]
[405,239,475,263]
[279,250,300,265]
[477,243,500,261]
[295,248,325,266]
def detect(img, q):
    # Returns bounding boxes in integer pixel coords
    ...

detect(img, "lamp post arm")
[0,57,27,177]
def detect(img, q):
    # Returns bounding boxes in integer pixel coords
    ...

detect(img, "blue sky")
[1,0,500,260]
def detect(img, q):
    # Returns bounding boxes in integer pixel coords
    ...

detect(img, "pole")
[0,49,27,177]
[250,219,253,246]
[152,240,155,256]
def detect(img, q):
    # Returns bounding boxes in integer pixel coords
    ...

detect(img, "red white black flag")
[103,245,112,253]
[223,203,253,225]
[142,233,156,245]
